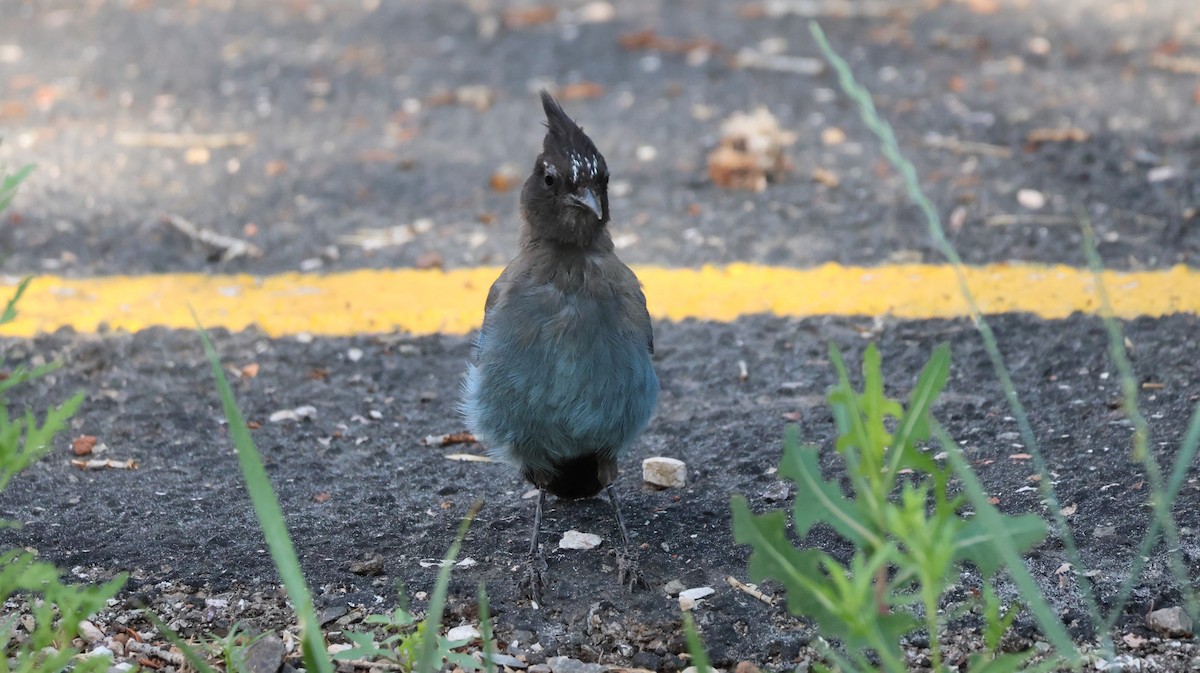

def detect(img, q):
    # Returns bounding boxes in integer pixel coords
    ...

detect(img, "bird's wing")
[613,260,654,356]
[642,301,654,355]
[474,261,519,358]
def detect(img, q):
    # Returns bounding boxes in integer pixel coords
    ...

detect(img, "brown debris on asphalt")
[922,133,1013,159]
[415,251,445,269]
[72,434,98,456]
[427,84,495,112]
[490,163,522,192]
[339,218,432,251]
[725,575,774,606]
[617,29,719,58]
[163,214,263,262]
[732,47,824,76]
[423,431,477,447]
[114,131,254,149]
[1026,127,1090,146]
[1149,52,1200,76]
[70,458,138,470]
[811,167,840,188]
[445,453,493,462]
[348,553,385,576]
[737,0,896,19]
[707,108,796,192]
[503,5,557,29]
[555,81,606,101]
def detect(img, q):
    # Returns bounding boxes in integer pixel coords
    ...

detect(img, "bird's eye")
[544,173,555,187]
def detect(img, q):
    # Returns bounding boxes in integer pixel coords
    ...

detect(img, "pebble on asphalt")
[1146,606,1194,638]
[558,530,602,550]
[643,457,687,488]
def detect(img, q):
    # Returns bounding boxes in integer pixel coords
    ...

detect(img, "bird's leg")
[605,484,648,591]
[519,488,547,604]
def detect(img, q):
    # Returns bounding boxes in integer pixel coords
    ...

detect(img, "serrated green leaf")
[731,496,844,624]
[777,429,879,548]
[955,513,1047,577]
[888,343,950,476]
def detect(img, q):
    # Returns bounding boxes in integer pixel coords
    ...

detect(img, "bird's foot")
[616,550,649,593]
[519,556,546,605]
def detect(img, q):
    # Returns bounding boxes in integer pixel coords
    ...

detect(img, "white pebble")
[446,624,481,642]
[347,347,364,362]
[579,1,615,22]
[643,457,687,488]
[558,530,602,550]
[680,586,715,601]
[1016,188,1046,210]
[78,620,104,643]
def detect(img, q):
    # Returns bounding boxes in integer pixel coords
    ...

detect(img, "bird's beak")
[568,187,604,220]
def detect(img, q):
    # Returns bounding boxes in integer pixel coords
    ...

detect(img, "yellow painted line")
[1,263,1197,338]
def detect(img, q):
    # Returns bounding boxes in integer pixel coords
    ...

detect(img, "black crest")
[539,91,605,181]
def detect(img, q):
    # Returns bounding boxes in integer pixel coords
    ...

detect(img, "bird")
[460,91,659,602]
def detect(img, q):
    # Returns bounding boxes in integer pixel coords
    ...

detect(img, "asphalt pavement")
[1,1,1199,671]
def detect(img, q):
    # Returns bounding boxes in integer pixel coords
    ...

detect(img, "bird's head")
[520,91,611,247]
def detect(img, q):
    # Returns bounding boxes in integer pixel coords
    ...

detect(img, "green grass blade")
[681,612,712,673]
[478,582,495,673]
[1,276,33,326]
[195,316,332,673]
[937,424,1078,665]
[809,19,1103,647]
[416,499,483,673]
[1078,218,1200,626]
[0,164,35,213]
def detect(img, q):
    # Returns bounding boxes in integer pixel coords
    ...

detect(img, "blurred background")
[0,0,1197,278]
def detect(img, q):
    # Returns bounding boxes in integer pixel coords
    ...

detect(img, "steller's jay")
[460,91,659,602]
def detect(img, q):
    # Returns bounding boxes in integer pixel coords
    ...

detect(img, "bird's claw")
[616,550,649,593]
[519,556,546,605]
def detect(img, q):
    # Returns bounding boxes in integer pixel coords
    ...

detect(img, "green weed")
[0,160,125,673]
[806,18,1200,666]
[333,502,485,672]
[733,345,1046,671]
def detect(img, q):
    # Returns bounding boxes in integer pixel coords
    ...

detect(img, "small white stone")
[636,145,658,162]
[679,586,714,611]
[268,405,318,423]
[347,347,364,362]
[579,1,615,22]
[446,624,481,642]
[643,457,687,488]
[558,530,602,550]
[1016,188,1046,210]
[78,619,104,643]
[84,646,112,658]
[328,643,355,655]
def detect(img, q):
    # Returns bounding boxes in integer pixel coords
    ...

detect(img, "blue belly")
[460,293,658,474]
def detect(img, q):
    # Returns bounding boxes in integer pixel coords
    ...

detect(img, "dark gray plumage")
[460,92,658,600]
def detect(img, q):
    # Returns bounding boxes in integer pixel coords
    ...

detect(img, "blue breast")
[460,284,658,475]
